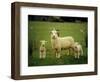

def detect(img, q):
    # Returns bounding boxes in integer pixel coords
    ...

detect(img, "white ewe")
[50,28,75,58]
[73,42,83,59]
[39,40,47,59]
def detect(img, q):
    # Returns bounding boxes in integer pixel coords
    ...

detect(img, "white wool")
[73,42,83,58]
[39,40,47,59]
[51,36,74,49]
[51,29,75,58]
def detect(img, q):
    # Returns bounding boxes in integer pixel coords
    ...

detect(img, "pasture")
[28,21,88,66]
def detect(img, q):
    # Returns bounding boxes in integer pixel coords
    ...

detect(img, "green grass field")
[28,21,88,66]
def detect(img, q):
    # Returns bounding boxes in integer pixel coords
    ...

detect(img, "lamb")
[72,42,83,59]
[50,28,75,58]
[39,40,47,59]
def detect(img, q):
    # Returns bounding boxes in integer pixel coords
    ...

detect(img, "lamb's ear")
[44,40,47,43]
[56,29,59,31]
[57,32,59,36]
[50,31,52,34]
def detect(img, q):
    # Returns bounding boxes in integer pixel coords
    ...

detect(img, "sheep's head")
[40,40,47,47]
[72,42,79,50]
[50,28,59,39]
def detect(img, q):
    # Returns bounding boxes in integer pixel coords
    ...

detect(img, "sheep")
[39,40,47,59]
[72,42,83,59]
[50,28,75,58]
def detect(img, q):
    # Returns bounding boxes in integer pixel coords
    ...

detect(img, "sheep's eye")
[75,46,77,49]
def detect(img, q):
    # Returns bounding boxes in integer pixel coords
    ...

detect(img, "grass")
[28,21,88,66]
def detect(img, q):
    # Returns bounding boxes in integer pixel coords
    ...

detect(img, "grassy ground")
[28,21,88,66]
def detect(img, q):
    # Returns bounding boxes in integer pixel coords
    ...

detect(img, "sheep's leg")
[57,52,61,58]
[55,50,60,58]
[70,48,74,55]
[58,49,61,58]
[69,48,72,55]
[72,48,74,55]
[77,52,80,59]
[56,52,60,58]
[55,50,58,58]
[74,52,77,58]
[56,52,58,58]
[56,53,60,58]
[43,52,46,59]
[69,48,71,55]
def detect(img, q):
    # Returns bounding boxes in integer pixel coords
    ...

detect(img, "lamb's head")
[40,40,47,47]
[72,42,79,51]
[50,28,59,39]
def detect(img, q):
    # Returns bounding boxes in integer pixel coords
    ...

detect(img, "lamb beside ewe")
[50,28,75,58]
[72,42,83,59]
[39,40,47,59]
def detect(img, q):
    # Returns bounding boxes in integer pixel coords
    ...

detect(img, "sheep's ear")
[56,30,60,36]
[50,31,52,34]
[44,41,47,43]
[57,32,59,36]
[56,29,59,31]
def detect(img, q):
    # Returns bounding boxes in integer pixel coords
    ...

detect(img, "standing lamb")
[73,42,83,59]
[39,40,47,59]
[50,28,75,58]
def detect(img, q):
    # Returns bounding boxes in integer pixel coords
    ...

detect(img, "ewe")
[50,28,75,58]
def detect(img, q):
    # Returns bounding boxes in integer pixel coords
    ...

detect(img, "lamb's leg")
[55,49,58,58]
[57,52,61,58]
[43,51,46,59]
[77,52,80,59]
[57,49,61,58]
[54,50,57,58]
[55,50,60,58]
[69,48,72,55]
[72,48,74,55]
[70,48,74,55]
[74,52,77,58]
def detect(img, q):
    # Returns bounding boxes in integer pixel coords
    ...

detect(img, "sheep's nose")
[42,45,45,47]
[52,36,56,39]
